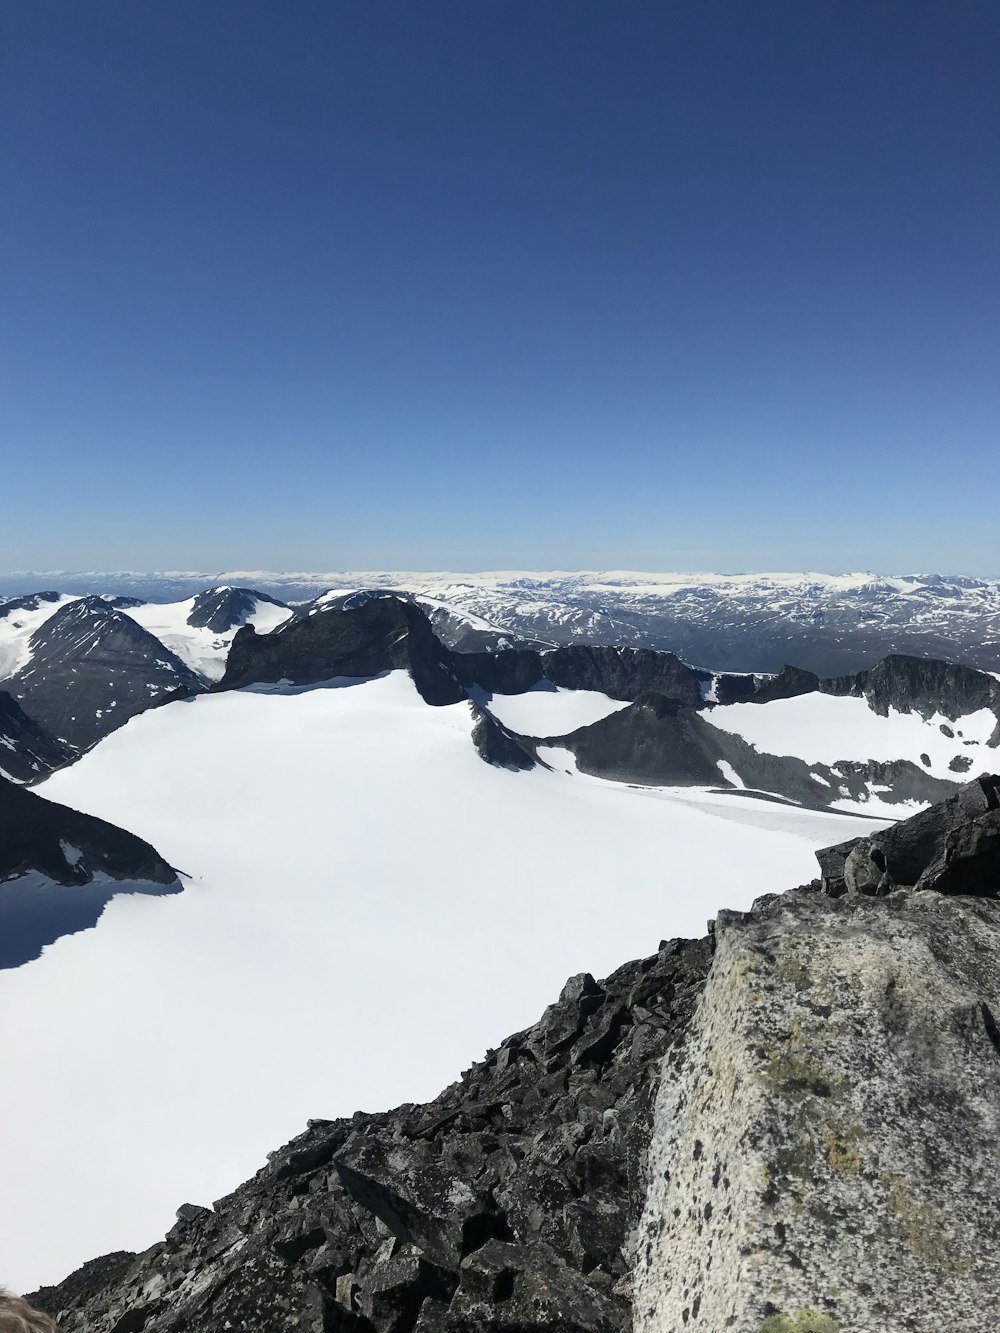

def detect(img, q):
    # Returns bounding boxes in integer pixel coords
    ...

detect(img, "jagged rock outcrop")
[454,646,706,709]
[30,781,1000,1332]
[0,776,181,968]
[753,654,1000,739]
[469,704,536,770]
[823,652,1000,723]
[817,773,1000,898]
[0,690,74,783]
[4,597,203,750]
[218,596,467,706]
[751,665,820,704]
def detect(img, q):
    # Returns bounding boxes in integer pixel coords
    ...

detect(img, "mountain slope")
[126,586,292,681]
[0,670,883,1289]
[0,691,74,783]
[4,597,203,749]
[29,780,1000,1333]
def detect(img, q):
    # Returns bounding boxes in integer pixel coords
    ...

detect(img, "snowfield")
[0,594,76,679]
[703,692,996,777]
[483,684,630,736]
[119,595,292,681]
[2,672,886,1290]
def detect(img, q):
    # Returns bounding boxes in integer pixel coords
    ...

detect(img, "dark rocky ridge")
[30,780,1000,1330]
[547,693,957,810]
[0,776,182,968]
[468,704,536,770]
[0,690,74,783]
[5,597,204,750]
[816,772,1000,899]
[454,644,707,708]
[754,652,1000,735]
[220,596,467,706]
[187,586,288,634]
[0,590,64,620]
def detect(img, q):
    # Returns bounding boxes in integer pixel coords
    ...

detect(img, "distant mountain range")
[2,569,998,674]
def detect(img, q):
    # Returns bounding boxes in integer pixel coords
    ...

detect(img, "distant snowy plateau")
[3,568,999,673]
[1,573,999,1289]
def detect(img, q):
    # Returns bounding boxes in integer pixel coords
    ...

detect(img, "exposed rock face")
[186,586,288,634]
[219,596,467,706]
[454,646,706,708]
[823,652,1000,722]
[634,888,1000,1332]
[548,697,955,811]
[4,597,203,750]
[0,690,74,783]
[0,776,181,967]
[818,773,1000,899]
[0,590,63,619]
[30,936,714,1332]
[750,665,820,704]
[754,655,1000,736]
[468,704,536,770]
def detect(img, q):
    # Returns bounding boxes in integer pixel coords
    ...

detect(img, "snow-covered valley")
[0,671,886,1290]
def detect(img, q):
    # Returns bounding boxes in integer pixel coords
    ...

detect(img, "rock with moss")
[634,885,1000,1330]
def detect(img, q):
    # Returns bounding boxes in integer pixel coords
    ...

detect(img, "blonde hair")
[0,1292,58,1333]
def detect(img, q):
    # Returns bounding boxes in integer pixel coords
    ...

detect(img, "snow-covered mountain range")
[2,583,1000,1288]
[3,569,999,673]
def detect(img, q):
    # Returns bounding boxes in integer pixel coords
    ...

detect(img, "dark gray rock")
[469,705,535,770]
[0,776,182,967]
[219,596,467,707]
[750,664,821,703]
[0,690,74,783]
[822,652,1000,722]
[833,774,1000,898]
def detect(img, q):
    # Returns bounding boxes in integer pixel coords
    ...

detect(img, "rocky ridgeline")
[31,778,1000,1332]
[0,690,73,783]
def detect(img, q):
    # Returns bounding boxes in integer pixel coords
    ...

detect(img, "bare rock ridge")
[757,652,1000,729]
[0,776,182,968]
[31,779,1000,1331]
[215,596,996,809]
[0,690,74,783]
[219,595,467,706]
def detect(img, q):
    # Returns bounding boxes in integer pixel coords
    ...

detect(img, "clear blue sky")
[3,1,998,574]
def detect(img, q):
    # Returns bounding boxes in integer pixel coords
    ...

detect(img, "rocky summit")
[30,777,1000,1332]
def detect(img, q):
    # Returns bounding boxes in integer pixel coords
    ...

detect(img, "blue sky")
[3,1,998,574]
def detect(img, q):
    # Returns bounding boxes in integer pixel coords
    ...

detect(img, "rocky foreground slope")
[29,777,1000,1331]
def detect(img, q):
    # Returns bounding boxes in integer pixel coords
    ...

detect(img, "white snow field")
[703,692,996,780]
[1,672,885,1290]
[124,594,292,680]
[484,684,629,736]
[0,594,77,679]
